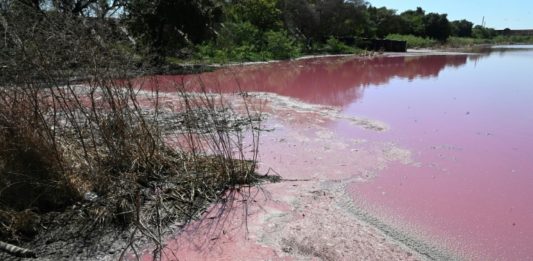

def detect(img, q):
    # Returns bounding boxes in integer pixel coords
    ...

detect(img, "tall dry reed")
[0,4,265,258]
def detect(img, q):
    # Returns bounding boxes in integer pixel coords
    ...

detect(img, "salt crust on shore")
[133,89,458,260]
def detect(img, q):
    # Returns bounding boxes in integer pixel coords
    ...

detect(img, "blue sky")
[367,0,533,29]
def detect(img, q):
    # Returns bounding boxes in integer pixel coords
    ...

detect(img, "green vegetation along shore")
[120,1,533,64]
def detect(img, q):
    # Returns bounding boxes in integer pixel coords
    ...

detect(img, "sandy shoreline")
[145,181,441,260]
[183,49,476,69]
[133,92,460,261]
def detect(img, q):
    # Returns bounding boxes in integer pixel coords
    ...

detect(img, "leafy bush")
[264,30,301,59]
[217,22,261,49]
[423,13,451,42]
[196,42,229,63]
[492,35,533,44]
[446,37,491,47]
[386,34,437,48]
[325,37,357,54]
[451,20,473,37]
[195,22,269,62]
[196,27,302,62]
[228,44,267,61]
[472,25,498,39]
[445,35,533,48]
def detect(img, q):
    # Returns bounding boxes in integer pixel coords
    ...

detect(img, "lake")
[149,46,533,260]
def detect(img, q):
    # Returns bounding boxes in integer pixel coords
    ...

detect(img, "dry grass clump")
[0,3,266,255]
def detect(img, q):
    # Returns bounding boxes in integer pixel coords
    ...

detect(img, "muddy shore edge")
[132,89,465,260]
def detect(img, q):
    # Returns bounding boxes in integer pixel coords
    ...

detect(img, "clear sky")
[367,0,533,30]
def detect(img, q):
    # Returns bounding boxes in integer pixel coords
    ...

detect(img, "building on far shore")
[497,29,533,36]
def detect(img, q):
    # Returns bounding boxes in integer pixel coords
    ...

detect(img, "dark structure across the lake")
[497,29,533,36]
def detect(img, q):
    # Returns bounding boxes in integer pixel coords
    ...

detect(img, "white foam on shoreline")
[249,92,389,132]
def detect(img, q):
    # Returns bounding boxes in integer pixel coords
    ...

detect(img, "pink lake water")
[341,48,533,260]
[149,47,533,260]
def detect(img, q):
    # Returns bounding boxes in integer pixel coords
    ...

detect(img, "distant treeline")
[0,0,528,62]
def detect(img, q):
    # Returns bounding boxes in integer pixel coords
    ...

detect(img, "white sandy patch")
[256,182,432,261]
[250,92,389,132]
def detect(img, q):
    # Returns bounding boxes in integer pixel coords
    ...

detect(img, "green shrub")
[196,42,229,63]
[472,25,498,39]
[446,37,490,47]
[229,44,266,61]
[445,35,533,47]
[196,28,303,62]
[264,30,301,59]
[325,37,357,54]
[492,35,533,44]
[386,34,437,48]
[217,22,261,49]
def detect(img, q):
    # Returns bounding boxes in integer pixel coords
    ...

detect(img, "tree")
[315,0,367,39]
[451,19,473,37]
[502,28,511,36]
[472,25,497,39]
[87,0,126,19]
[125,0,223,59]
[0,0,10,12]
[280,0,368,43]
[423,13,451,41]
[225,0,282,31]
[215,21,261,49]
[280,0,319,43]
[400,7,425,36]
[50,0,97,14]
[1,0,125,17]
[2,0,43,12]
[264,30,300,59]
[367,6,405,38]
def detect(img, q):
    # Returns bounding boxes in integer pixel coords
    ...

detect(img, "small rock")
[282,246,293,253]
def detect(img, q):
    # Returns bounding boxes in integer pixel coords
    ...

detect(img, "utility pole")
[481,16,486,27]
